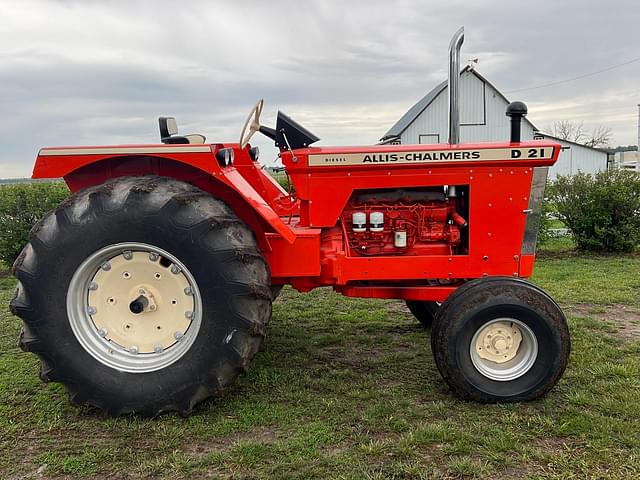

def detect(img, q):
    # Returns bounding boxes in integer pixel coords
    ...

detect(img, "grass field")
[1,248,639,479]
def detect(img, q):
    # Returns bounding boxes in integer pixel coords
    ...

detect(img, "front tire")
[406,300,439,328]
[431,277,570,403]
[11,176,271,416]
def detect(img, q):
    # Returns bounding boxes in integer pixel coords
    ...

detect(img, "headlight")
[249,146,260,162]
[215,147,234,167]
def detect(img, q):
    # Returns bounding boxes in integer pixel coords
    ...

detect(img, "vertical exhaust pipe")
[448,27,464,145]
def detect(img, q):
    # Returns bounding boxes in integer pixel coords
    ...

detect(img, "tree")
[584,125,613,148]
[547,121,612,149]
[549,120,587,143]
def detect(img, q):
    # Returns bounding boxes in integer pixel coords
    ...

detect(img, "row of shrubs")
[0,169,638,264]
[0,182,69,264]
[540,169,640,253]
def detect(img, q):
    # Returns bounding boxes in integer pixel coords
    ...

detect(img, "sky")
[1,0,639,177]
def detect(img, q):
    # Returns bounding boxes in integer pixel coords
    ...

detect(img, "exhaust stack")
[448,27,465,145]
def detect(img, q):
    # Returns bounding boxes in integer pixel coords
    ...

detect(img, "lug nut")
[100,262,111,271]
[185,310,194,320]
[154,344,163,354]
[123,251,133,260]
[174,331,184,340]
[129,346,139,354]
[149,252,159,261]
[87,306,97,315]
[88,282,98,291]
[184,286,193,295]
[98,328,108,337]
[171,265,181,274]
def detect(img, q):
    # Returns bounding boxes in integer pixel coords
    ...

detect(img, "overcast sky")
[1,0,638,177]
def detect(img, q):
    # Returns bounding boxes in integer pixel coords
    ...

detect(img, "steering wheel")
[239,99,264,148]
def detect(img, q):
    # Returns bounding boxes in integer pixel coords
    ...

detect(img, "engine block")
[341,188,467,256]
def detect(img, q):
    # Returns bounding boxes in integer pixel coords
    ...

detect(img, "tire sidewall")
[449,302,559,400]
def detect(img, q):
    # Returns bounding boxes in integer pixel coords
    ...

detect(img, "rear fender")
[34,146,296,245]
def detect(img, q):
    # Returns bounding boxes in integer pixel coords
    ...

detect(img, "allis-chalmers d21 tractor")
[11,29,570,416]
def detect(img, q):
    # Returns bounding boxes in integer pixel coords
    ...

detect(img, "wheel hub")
[67,243,202,373]
[469,318,538,382]
[474,321,522,363]
[87,251,194,354]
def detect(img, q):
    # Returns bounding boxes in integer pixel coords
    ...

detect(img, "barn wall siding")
[547,140,608,179]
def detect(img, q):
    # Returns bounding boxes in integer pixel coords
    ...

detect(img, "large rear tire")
[431,277,570,403]
[10,176,271,416]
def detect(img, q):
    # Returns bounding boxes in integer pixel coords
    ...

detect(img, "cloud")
[1,0,639,176]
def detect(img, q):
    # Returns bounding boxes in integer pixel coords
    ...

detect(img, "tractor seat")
[158,117,206,144]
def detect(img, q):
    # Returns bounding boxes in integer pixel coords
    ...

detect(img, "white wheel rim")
[469,318,538,381]
[67,242,203,373]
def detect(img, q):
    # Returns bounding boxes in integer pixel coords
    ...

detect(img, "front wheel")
[11,176,272,416]
[431,277,570,403]
[406,300,439,328]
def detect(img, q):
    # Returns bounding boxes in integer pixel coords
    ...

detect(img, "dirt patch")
[500,464,544,480]
[531,436,575,453]
[320,345,384,373]
[181,425,281,457]
[565,303,640,341]
[320,438,356,457]
[386,301,411,314]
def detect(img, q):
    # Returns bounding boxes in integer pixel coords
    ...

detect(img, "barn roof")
[381,79,448,141]
[381,66,538,141]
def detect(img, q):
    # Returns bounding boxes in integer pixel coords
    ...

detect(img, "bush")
[537,183,566,246]
[536,197,555,246]
[0,182,69,264]
[551,169,640,252]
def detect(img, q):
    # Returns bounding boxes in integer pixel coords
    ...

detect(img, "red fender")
[33,144,296,244]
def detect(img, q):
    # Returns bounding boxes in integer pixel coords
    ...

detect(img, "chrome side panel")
[521,167,549,254]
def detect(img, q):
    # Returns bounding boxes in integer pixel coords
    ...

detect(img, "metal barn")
[381,66,608,180]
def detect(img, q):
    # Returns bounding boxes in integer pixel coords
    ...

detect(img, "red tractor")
[11,29,569,416]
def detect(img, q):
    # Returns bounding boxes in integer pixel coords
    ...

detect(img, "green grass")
[538,235,575,253]
[1,251,639,479]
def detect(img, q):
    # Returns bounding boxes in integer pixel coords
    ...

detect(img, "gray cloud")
[1,0,639,176]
